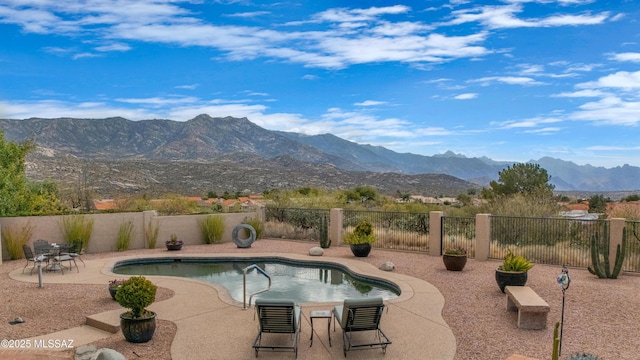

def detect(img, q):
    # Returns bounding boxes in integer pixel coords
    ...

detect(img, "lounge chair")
[253,299,301,358]
[333,297,392,357]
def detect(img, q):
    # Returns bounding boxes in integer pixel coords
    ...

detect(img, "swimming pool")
[113,257,400,304]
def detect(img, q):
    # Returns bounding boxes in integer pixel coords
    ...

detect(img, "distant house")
[409,195,458,205]
[558,210,600,220]
[93,199,116,210]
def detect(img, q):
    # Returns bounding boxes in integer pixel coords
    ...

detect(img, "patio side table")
[309,310,332,347]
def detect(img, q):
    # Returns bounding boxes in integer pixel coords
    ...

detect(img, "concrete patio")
[8,252,457,359]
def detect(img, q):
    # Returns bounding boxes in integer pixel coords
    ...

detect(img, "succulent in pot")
[166,234,183,250]
[443,246,467,271]
[495,249,534,293]
[116,276,158,343]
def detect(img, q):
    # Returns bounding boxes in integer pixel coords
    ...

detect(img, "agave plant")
[498,249,534,272]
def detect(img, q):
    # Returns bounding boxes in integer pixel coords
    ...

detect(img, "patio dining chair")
[21,245,43,275]
[61,241,85,267]
[253,299,301,358]
[33,239,50,257]
[332,297,391,357]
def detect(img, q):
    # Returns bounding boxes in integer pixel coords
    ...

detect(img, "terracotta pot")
[443,254,467,271]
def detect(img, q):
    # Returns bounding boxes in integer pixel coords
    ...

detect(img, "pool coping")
[108,253,406,307]
[10,252,457,359]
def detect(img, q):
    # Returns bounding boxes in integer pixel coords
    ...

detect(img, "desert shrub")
[243,217,264,240]
[481,193,560,217]
[60,215,94,252]
[116,220,134,251]
[144,219,159,249]
[2,222,33,260]
[199,215,225,244]
[609,203,640,220]
[154,194,199,215]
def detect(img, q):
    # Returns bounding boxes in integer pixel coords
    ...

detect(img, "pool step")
[85,309,121,333]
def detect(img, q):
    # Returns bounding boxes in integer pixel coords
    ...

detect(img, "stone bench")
[505,286,550,330]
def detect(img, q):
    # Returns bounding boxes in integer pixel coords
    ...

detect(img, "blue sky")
[1,1,639,168]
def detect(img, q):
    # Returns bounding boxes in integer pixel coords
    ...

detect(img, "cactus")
[567,353,601,360]
[587,225,626,279]
[318,214,331,248]
[552,322,560,360]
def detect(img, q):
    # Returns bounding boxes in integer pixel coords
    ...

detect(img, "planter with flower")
[108,279,126,300]
[495,249,534,293]
[443,246,467,271]
[165,234,183,251]
[343,220,376,257]
[116,276,158,343]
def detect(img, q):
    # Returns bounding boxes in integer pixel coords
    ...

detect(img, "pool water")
[113,258,399,304]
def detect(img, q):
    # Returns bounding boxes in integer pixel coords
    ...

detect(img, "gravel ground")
[2,239,639,360]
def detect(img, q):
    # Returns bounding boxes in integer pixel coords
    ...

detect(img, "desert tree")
[485,163,555,198]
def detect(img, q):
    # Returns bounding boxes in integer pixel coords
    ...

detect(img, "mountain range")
[1,114,638,198]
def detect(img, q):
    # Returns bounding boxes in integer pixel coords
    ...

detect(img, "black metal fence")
[441,216,476,258]
[343,210,429,252]
[262,207,640,273]
[489,215,607,268]
[624,220,640,272]
[263,207,330,243]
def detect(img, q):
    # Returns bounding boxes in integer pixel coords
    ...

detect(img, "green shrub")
[115,276,157,319]
[243,217,263,240]
[199,215,225,244]
[60,215,94,252]
[2,222,33,260]
[343,220,376,245]
[116,220,134,251]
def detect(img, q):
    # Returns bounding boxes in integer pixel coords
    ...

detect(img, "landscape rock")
[74,345,98,360]
[309,247,324,256]
[93,349,126,360]
[379,261,395,271]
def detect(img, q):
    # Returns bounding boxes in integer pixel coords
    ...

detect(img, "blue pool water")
[113,257,400,304]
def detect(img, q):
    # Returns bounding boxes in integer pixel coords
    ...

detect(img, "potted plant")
[495,249,534,293]
[443,246,467,271]
[115,276,158,343]
[165,234,183,251]
[342,220,376,257]
[108,279,126,300]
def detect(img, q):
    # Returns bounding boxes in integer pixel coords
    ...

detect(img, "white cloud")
[224,11,271,18]
[95,43,131,52]
[454,93,478,100]
[523,127,561,134]
[175,84,199,90]
[354,100,387,106]
[0,2,491,69]
[608,52,640,63]
[578,71,640,90]
[495,117,562,129]
[570,96,640,126]
[469,76,544,86]
[445,4,608,29]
